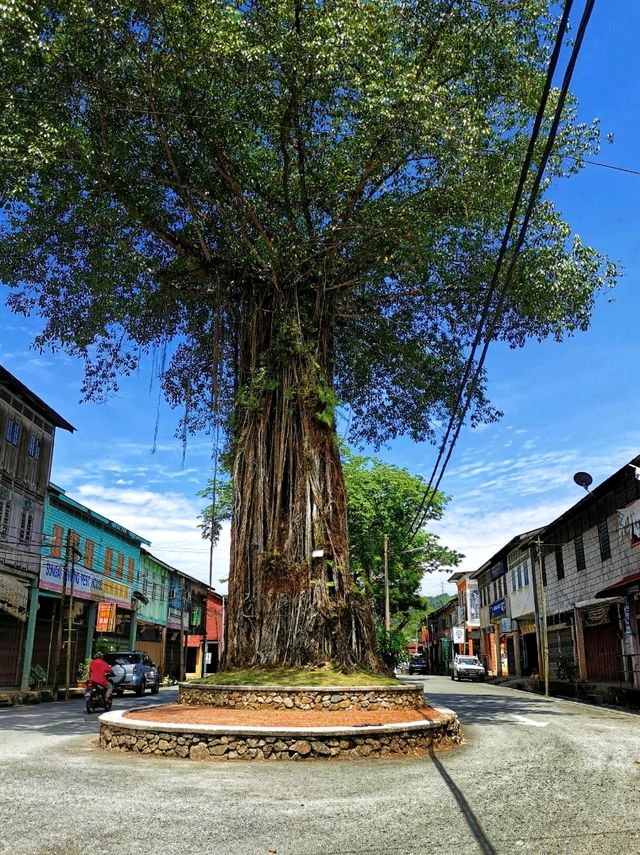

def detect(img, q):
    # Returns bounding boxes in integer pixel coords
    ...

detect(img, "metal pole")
[51,530,71,700]
[64,546,79,699]
[536,538,550,697]
[384,534,390,632]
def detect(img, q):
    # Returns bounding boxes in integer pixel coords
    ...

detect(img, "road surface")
[0,677,638,855]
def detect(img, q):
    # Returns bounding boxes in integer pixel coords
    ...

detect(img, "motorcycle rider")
[87,651,115,704]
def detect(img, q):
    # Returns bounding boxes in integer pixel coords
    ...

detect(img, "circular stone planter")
[177,682,426,711]
[98,705,461,761]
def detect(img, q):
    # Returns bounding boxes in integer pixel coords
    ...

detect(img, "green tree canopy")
[343,448,460,623]
[197,478,233,544]
[0,0,617,671]
[0,0,615,439]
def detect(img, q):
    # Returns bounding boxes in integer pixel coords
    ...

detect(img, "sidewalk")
[0,685,83,707]
[486,674,640,712]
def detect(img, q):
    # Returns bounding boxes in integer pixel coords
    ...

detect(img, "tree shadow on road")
[0,691,177,736]
[428,747,497,855]
[425,687,563,726]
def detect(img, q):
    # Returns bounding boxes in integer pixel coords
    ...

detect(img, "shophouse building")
[37,484,150,692]
[136,548,171,674]
[535,457,640,694]
[473,529,541,678]
[425,596,457,675]
[164,568,207,681]
[448,570,480,656]
[204,588,225,674]
[0,367,74,689]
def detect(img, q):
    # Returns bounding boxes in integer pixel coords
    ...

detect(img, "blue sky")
[2,2,639,599]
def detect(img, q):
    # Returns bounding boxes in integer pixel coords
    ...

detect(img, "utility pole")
[383,534,390,632]
[51,530,72,700]
[64,541,82,699]
[535,537,550,698]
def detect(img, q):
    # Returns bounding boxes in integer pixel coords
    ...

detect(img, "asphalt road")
[0,678,639,855]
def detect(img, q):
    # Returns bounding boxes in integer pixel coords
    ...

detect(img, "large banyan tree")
[0,1,615,671]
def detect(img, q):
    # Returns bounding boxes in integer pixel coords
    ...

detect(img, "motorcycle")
[84,680,113,714]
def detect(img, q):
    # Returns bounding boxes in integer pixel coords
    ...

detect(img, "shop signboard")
[167,606,187,630]
[452,625,465,644]
[40,559,131,608]
[489,597,506,620]
[96,601,117,633]
[469,589,480,622]
[490,560,507,580]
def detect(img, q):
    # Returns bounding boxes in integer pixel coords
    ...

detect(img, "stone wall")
[99,716,461,761]
[178,683,425,711]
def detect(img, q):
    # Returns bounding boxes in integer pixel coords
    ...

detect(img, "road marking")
[511,713,549,728]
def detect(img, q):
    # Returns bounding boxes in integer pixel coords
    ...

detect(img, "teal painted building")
[34,484,149,689]
[135,548,171,673]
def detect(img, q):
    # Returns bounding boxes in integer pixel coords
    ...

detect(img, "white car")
[450,654,486,682]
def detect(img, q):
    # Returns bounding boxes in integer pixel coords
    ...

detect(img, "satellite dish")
[573,471,593,490]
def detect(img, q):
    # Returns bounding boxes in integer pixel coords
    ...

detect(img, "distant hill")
[425,593,455,614]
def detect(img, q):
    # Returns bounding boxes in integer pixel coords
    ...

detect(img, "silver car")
[450,654,486,682]
[104,651,160,696]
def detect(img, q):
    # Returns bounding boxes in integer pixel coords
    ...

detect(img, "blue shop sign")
[490,560,507,581]
[489,597,506,619]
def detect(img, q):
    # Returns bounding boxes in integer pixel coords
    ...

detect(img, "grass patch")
[189,667,402,687]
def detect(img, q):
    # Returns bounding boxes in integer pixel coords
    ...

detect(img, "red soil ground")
[123,704,441,728]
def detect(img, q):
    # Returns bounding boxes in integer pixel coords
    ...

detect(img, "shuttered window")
[51,525,63,557]
[0,500,10,538]
[574,534,586,572]
[19,510,33,543]
[5,418,20,446]
[84,539,94,569]
[598,520,611,562]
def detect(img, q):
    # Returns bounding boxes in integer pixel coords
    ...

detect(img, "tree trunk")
[221,296,383,673]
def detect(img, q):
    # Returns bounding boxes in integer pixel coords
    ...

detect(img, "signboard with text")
[40,559,131,608]
[96,602,117,633]
[452,626,465,644]
[489,597,507,620]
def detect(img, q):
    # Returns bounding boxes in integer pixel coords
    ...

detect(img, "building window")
[116,553,124,580]
[574,534,586,571]
[0,500,10,538]
[598,520,611,562]
[127,557,135,584]
[555,545,565,581]
[5,418,20,446]
[19,510,33,543]
[70,531,80,557]
[541,556,548,587]
[50,524,63,558]
[27,434,41,459]
[104,547,113,576]
[84,539,94,569]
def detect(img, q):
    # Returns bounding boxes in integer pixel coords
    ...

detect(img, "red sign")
[96,602,116,633]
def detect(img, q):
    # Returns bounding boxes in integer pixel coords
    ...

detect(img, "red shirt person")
[87,652,114,700]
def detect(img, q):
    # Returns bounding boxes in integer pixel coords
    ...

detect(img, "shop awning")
[0,572,28,621]
[595,571,640,599]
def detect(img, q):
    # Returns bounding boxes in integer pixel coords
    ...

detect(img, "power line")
[403,0,597,546]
